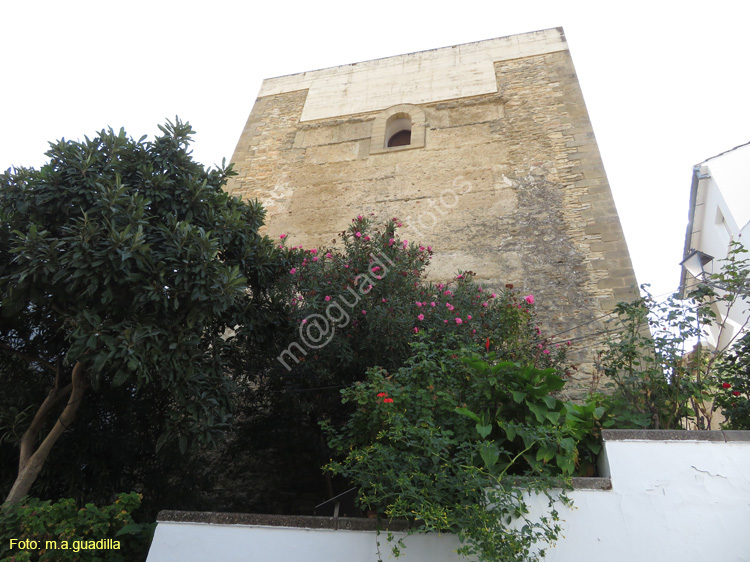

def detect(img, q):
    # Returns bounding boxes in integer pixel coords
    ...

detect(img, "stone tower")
[226,27,638,388]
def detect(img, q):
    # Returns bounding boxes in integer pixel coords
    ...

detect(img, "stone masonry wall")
[225,35,638,393]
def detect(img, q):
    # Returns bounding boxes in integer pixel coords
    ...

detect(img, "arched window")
[386,115,412,147]
[370,104,425,154]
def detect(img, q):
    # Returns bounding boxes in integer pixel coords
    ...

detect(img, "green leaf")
[115,523,144,536]
[510,390,527,403]
[455,407,481,423]
[476,423,492,439]
[527,401,546,424]
[479,442,500,467]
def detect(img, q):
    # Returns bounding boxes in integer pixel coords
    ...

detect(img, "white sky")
[2,0,749,299]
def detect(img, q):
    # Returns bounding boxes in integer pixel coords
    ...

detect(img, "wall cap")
[157,477,613,529]
[602,429,750,442]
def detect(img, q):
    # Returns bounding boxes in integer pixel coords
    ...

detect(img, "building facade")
[226,28,638,389]
[680,157,750,350]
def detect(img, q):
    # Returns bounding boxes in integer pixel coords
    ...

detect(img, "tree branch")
[0,340,57,374]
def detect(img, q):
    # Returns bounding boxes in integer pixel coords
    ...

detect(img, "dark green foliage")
[0,492,152,562]
[215,217,569,514]
[593,287,713,429]
[0,119,289,508]
[593,242,750,431]
[323,337,573,562]
[715,332,750,429]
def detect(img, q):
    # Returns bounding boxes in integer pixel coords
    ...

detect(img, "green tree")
[0,119,287,505]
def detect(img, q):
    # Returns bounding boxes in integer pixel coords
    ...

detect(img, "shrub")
[323,334,576,562]
[0,492,152,562]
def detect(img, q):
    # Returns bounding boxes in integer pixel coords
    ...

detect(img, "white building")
[679,143,750,350]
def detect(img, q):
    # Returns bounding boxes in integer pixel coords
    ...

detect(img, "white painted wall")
[146,434,750,562]
[526,436,750,561]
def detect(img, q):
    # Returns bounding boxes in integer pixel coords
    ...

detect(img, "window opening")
[388,129,411,147]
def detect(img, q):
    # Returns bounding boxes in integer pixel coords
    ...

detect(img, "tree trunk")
[4,362,87,505]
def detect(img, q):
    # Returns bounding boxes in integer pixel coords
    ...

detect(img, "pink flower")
[290,268,297,274]
[344,264,349,268]
[310,248,317,254]
[413,327,419,333]
[455,318,463,324]
[397,222,402,227]
[543,349,550,355]
[427,246,432,251]
[325,252,333,259]
[279,233,287,239]
[312,256,318,262]
[388,238,395,246]
[524,295,534,305]
[382,298,387,302]
[325,296,331,302]
[417,314,424,321]
[467,315,472,320]
[402,240,408,248]
[419,245,425,251]
[362,310,367,315]
[372,266,381,272]
[357,215,363,220]
[355,232,362,238]
[444,320,448,324]
[364,235,371,241]
[301,319,307,325]
[444,290,452,296]
[490,293,496,298]
[430,302,436,307]
[456,274,463,279]
[416,301,423,307]
[482,302,488,307]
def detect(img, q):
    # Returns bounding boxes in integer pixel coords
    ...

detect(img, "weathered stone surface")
[225,29,639,392]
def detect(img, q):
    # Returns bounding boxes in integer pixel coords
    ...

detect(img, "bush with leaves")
[323,334,578,562]
[593,242,750,430]
[222,216,570,514]
[0,492,152,562]
[281,214,566,376]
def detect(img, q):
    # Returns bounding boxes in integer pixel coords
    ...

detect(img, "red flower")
[376,392,388,397]
[383,398,394,404]
[722,383,731,389]
[732,391,741,396]
[485,337,490,351]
